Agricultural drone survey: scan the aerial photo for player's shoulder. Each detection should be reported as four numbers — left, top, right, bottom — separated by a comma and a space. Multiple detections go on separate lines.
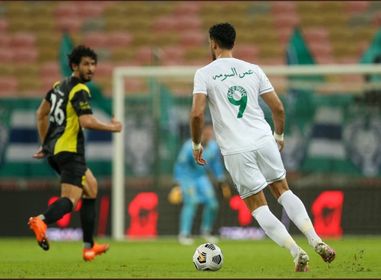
195, 62, 214, 77
70, 77, 91, 96
52, 80, 61, 89
197, 58, 259, 71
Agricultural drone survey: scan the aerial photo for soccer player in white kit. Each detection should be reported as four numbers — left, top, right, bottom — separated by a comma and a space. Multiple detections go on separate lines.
190, 22, 336, 272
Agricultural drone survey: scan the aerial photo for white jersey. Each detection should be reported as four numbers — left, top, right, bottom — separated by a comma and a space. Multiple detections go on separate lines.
193, 57, 274, 155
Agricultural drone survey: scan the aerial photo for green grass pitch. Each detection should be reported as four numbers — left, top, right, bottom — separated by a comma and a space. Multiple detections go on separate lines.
0, 236, 380, 278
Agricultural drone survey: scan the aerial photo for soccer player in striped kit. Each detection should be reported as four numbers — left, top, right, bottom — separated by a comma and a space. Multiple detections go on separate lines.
30, 45, 122, 261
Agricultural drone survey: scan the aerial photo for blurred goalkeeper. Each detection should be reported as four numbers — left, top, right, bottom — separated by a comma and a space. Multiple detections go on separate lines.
29, 45, 122, 261
173, 124, 230, 245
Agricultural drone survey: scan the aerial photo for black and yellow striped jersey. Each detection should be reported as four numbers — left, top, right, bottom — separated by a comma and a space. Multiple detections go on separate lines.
42, 76, 93, 156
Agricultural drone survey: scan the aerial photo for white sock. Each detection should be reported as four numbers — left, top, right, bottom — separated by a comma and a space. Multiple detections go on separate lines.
278, 190, 322, 248
253, 205, 300, 259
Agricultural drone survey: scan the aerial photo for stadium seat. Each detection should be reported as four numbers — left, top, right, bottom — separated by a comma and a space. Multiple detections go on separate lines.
273, 13, 300, 29
159, 46, 185, 65
0, 76, 18, 97
0, 64, 15, 75
234, 44, 260, 62
335, 57, 358, 64
332, 42, 360, 58
184, 47, 209, 62
152, 32, 179, 48
38, 46, 58, 63
40, 62, 60, 78
81, 18, 105, 33
55, 17, 82, 33
0, 19, 8, 32
41, 74, 61, 91
111, 47, 137, 64
30, 17, 56, 32
36, 32, 60, 50
108, 32, 133, 49
13, 48, 39, 64
95, 62, 114, 78
7, 17, 33, 32
104, 15, 131, 31
314, 54, 336, 64
15, 64, 39, 77
271, 1, 296, 14
174, 16, 203, 31
345, 1, 370, 15
0, 48, 13, 63
153, 17, 178, 32
276, 26, 295, 45
133, 32, 156, 47
179, 31, 206, 48
308, 41, 333, 58
184, 58, 208, 66
372, 11, 381, 26
133, 46, 155, 65
54, 3, 78, 18
174, 1, 201, 16
77, 3, 105, 18
83, 32, 109, 49
0, 34, 11, 48
10, 32, 36, 48
257, 42, 283, 58
256, 57, 284, 66
18, 76, 43, 97
303, 27, 329, 43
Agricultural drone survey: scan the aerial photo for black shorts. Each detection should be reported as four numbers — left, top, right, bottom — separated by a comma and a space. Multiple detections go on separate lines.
47, 152, 87, 188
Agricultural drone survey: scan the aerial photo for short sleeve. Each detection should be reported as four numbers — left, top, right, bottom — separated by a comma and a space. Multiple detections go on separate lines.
45, 81, 60, 103
44, 89, 53, 103
257, 66, 274, 95
71, 90, 93, 116
193, 69, 208, 95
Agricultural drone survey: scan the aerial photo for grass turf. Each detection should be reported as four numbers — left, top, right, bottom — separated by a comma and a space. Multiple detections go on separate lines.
0, 236, 380, 278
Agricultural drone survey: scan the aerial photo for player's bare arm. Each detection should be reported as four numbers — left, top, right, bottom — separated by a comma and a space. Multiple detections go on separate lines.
79, 114, 122, 132
190, 93, 207, 165
33, 99, 51, 159
261, 91, 285, 151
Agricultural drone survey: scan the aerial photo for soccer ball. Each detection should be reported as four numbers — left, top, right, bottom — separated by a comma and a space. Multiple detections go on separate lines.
192, 243, 223, 271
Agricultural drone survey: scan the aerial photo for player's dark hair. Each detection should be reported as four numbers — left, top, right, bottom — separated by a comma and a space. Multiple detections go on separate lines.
68, 45, 97, 71
209, 22, 236, 50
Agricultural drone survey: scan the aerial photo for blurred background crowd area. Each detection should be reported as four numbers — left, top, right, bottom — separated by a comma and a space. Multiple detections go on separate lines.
0, 1, 381, 97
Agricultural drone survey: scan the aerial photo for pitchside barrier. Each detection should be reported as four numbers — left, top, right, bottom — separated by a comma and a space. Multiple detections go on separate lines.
0, 187, 380, 238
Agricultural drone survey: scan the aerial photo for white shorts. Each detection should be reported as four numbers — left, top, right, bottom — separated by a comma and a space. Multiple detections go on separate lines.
223, 138, 286, 199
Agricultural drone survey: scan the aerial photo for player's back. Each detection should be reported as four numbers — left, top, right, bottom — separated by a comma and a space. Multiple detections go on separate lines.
193, 58, 274, 155
43, 76, 92, 156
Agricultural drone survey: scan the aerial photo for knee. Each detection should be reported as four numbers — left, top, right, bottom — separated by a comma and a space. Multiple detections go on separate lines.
209, 199, 219, 210
183, 196, 198, 209
85, 176, 98, 198
269, 179, 289, 200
